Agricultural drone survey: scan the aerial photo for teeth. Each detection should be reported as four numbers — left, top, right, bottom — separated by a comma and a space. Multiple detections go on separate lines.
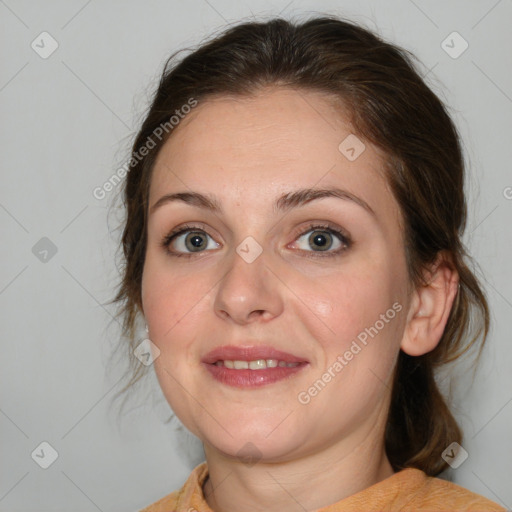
216, 359, 300, 369
249, 359, 266, 370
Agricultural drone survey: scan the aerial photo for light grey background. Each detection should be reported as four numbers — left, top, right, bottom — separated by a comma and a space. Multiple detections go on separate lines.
1, 1, 511, 511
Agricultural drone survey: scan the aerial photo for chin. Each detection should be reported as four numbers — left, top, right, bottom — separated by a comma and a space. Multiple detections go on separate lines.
200, 417, 307, 464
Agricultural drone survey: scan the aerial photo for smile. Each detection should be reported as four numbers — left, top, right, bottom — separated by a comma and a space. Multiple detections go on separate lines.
214, 359, 301, 369
202, 345, 309, 387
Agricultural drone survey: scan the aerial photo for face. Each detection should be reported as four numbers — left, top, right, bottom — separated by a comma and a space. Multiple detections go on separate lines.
142, 87, 411, 463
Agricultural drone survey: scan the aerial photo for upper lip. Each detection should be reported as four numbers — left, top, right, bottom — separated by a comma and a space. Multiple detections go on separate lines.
202, 345, 308, 364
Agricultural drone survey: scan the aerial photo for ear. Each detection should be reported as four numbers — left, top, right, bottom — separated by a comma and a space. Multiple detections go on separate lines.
400, 252, 459, 356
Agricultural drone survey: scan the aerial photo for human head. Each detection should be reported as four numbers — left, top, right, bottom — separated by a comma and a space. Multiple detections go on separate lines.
111, 15, 489, 476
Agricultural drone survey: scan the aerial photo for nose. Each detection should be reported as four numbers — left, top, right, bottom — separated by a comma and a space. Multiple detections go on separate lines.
213, 245, 284, 325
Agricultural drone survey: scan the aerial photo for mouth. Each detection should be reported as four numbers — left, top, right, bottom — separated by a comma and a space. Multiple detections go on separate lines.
201, 345, 309, 388
213, 359, 301, 369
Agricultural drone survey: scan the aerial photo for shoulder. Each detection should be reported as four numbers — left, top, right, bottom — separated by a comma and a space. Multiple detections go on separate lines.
328, 468, 507, 512
138, 490, 180, 512
400, 469, 506, 511
138, 462, 209, 512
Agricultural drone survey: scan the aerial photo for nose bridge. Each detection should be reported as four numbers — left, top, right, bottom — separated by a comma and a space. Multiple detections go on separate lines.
213, 238, 283, 324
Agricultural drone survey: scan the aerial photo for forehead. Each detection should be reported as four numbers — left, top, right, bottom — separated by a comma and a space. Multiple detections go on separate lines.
150, 87, 399, 226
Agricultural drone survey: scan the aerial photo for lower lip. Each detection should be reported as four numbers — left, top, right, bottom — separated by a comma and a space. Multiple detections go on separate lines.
203, 362, 308, 388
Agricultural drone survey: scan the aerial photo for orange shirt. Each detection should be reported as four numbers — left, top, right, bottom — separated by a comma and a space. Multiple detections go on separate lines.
140, 462, 506, 511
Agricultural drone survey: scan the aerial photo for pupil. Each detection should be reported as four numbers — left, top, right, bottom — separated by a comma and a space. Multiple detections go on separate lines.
187, 232, 205, 251
310, 231, 331, 251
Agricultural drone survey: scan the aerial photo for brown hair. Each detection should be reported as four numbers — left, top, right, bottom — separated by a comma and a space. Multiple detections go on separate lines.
109, 15, 489, 476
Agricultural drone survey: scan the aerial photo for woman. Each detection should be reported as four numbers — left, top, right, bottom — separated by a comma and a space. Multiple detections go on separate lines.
112, 16, 505, 511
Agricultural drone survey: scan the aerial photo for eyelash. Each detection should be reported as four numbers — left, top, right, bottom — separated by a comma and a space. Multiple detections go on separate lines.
160, 222, 352, 259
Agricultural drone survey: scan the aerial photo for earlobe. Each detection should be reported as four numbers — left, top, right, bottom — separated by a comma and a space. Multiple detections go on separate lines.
400, 253, 459, 357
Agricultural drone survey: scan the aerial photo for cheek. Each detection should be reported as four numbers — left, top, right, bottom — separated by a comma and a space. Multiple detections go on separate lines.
141, 256, 211, 432
298, 262, 403, 346
141, 253, 198, 359
300, 269, 404, 418
295, 256, 407, 408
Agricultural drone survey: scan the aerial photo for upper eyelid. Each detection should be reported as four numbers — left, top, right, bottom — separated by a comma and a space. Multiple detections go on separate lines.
167, 223, 344, 238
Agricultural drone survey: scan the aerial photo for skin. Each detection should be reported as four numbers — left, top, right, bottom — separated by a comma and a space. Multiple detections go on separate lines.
141, 87, 459, 512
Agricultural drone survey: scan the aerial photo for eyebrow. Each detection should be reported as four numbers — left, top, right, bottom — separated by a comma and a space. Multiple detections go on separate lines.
149, 187, 376, 217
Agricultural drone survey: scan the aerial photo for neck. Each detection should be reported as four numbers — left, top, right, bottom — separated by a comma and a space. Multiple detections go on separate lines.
202, 421, 395, 512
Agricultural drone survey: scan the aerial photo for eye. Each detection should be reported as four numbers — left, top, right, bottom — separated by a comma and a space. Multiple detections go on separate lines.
161, 224, 220, 257
161, 222, 351, 259
290, 223, 351, 257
